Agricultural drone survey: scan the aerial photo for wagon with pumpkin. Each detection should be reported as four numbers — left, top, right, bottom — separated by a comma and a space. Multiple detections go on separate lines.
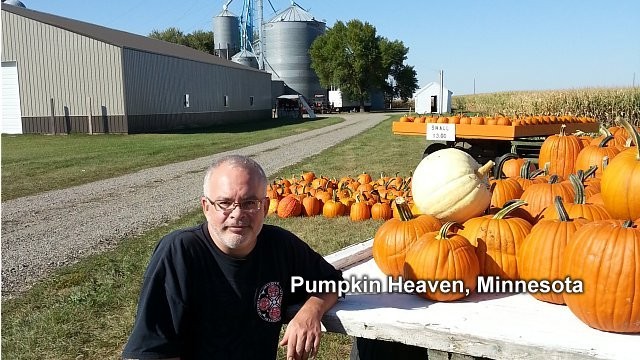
391, 115, 600, 165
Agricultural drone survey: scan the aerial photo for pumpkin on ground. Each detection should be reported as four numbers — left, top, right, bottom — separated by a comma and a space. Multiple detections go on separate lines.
403, 222, 480, 302
600, 117, 640, 220
562, 219, 640, 333
372, 197, 442, 278
276, 195, 302, 218
459, 200, 532, 280
518, 196, 589, 305
412, 148, 493, 223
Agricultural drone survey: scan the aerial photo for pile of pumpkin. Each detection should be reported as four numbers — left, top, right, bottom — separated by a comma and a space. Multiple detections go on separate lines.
266, 171, 416, 221
398, 114, 598, 126
372, 117, 640, 334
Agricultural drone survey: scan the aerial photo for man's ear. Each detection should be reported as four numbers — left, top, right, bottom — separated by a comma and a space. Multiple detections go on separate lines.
262, 197, 270, 216
201, 197, 209, 212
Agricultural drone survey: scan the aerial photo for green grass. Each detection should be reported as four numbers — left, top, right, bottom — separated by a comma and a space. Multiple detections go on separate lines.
0, 116, 343, 200
1, 114, 427, 360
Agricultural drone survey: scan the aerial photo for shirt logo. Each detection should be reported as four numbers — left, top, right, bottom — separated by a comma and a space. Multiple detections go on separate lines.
256, 281, 283, 322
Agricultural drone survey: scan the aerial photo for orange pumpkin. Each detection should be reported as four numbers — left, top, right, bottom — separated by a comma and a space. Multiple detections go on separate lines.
574, 135, 621, 177
349, 193, 371, 221
322, 190, 346, 218
276, 195, 302, 218
404, 222, 480, 302
562, 219, 640, 333
372, 197, 442, 278
371, 200, 393, 220
459, 200, 532, 280
539, 174, 610, 222
520, 175, 575, 223
502, 156, 536, 179
518, 196, 589, 304
538, 124, 584, 179
600, 117, 640, 220
490, 153, 524, 209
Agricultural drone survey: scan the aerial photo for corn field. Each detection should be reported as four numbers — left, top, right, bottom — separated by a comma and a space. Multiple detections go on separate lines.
452, 87, 640, 127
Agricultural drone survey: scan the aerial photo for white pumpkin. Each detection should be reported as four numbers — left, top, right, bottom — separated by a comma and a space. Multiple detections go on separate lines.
412, 148, 494, 223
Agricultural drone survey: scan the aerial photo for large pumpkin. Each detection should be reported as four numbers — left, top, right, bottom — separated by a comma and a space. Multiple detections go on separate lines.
520, 175, 575, 223
574, 135, 621, 177
518, 196, 589, 305
538, 124, 583, 179
459, 200, 532, 280
372, 197, 442, 278
412, 148, 493, 223
403, 222, 480, 302
562, 219, 640, 333
600, 117, 640, 220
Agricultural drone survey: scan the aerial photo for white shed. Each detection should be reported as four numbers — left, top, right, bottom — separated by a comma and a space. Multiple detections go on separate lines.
414, 82, 453, 114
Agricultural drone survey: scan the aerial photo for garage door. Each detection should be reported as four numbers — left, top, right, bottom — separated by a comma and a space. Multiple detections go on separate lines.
2, 61, 23, 134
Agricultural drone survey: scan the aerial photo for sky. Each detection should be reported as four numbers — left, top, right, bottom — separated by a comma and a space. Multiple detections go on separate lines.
15, 0, 640, 95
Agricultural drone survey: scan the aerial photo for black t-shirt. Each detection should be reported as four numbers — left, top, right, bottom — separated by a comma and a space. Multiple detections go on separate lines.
122, 223, 343, 360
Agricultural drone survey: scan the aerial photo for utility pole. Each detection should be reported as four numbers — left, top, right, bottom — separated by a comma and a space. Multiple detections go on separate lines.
473, 78, 476, 95
257, 0, 264, 70
439, 70, 444, 115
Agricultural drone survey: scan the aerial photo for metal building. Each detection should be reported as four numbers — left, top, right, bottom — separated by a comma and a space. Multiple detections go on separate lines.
1, 3, 271, 134
213, 7, 241, 60
263, 2, 325, 102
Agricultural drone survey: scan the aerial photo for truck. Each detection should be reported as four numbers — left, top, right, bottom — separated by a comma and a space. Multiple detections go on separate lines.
312, 94, 330, 114
328, 89, 371, 113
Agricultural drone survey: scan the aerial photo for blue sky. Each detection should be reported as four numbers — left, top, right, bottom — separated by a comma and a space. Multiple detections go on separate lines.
18, 0, 640, 95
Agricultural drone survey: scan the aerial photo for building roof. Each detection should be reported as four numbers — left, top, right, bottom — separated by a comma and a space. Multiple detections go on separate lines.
1, 3, 264, 73
414, 82, 453, 97
268, 1, 322, 23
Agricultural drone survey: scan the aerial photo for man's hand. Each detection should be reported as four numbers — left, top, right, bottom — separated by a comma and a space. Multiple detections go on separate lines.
279, 292, 338, 360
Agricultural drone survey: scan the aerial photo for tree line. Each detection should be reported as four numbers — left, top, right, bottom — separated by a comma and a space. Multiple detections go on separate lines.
149, 19, 418, 108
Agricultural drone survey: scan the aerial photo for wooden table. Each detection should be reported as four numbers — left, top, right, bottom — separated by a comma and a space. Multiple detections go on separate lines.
316, 239, 639, 360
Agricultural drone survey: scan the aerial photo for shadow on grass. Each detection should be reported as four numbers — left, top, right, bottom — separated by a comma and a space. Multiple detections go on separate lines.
151, 116, 334, 135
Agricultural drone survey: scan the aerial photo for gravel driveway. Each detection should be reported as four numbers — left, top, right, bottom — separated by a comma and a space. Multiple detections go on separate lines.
1, 112, 390, 298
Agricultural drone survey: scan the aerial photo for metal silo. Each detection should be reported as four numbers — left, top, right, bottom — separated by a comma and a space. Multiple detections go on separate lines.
232, 49, 259, 69
263, 2, 326, 101
213, 7, 240, 60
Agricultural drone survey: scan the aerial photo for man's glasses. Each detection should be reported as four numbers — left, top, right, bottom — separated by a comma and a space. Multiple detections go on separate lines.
205, 197, 263, 214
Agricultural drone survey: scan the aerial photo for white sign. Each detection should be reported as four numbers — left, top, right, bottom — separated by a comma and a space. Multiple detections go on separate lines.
426, 123, 456, 141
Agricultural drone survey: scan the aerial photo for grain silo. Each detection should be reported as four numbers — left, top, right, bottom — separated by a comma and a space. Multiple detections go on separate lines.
232, 48, 259, 69
213, 6, 240, 60
263, 2, 325, 101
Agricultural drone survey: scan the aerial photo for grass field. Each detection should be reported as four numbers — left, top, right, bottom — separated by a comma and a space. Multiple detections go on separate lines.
0, 116, 343, 200
1, 113, 428, 360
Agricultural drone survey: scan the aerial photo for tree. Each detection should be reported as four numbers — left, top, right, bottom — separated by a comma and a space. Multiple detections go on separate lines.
310, 20, 385, 112
310, 20, 418, 111
379, 38, 418, 102
149, 27, 216, 55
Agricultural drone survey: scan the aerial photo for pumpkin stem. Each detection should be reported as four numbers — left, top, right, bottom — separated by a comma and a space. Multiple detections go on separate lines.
436, 221, 463, 240
495, 153, 519, 179
569, 174, 586, 205
552, 196, 572, 222
519, 159, 534, 178
394, 196, 415, 221
492, 199, 528, 219
548, 174, 560, 184
598, 135, 615, 148
616, 116, 640, 160
583, 165, 598, 179
623, 219, 635, 228
477, 160, 495, 178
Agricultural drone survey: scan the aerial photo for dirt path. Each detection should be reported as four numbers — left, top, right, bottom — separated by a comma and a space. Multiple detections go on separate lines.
1, 112, 391, 297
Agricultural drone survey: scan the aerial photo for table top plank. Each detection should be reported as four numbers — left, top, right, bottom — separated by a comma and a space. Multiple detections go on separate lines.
318, 253, 639, 360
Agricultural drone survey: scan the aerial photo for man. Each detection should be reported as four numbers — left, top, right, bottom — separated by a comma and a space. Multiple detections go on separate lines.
122, 155, 342, 360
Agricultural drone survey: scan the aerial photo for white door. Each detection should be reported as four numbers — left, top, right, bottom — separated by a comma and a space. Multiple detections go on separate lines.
2, 61, 23, 134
